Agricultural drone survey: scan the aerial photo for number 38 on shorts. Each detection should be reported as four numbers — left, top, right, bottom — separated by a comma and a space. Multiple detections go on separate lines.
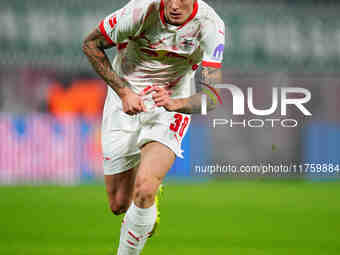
169, 113, 190, 142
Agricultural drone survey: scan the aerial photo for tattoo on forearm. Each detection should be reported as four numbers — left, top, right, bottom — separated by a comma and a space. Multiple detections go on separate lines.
178, 67, 222, 114
82, 29, 127, 92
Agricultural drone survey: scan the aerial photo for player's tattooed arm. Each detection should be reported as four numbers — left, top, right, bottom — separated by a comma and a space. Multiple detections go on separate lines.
175, 67, 222, 114
82, 28, 130, 97
82, 28, 146, 115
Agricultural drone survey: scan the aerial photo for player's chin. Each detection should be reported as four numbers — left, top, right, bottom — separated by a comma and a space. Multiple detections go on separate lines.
168, 17, 185, 26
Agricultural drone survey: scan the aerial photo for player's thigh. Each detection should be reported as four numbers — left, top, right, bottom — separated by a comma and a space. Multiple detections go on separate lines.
135, 141, 175, 194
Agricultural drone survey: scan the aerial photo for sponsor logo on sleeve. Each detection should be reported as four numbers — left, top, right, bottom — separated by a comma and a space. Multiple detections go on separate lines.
212, 44, 224, 61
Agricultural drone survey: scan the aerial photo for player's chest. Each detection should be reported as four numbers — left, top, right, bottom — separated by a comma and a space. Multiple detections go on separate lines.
135, 23, 202, 55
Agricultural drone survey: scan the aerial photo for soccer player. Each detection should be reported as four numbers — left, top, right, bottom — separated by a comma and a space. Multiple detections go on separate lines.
82, 0, 225, 254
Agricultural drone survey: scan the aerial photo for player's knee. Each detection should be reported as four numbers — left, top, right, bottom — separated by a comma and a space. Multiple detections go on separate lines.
134, 178, 157, 206
109, 199, 129, 216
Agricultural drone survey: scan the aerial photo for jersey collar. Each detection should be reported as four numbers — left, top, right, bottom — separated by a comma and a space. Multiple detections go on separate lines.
160, 0, 198, 30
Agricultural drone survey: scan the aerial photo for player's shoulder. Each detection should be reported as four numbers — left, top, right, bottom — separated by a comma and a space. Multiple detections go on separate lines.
196, 0, 225, 28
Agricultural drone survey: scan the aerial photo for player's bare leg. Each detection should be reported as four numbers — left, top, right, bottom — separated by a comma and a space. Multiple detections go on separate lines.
117, 142, 175, 255
105, 167, 138, 216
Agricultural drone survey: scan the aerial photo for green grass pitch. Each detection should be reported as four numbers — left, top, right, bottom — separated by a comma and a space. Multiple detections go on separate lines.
1, 180, 340, 255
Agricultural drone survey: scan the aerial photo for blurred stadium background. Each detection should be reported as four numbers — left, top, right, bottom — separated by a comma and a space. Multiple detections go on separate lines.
1, 0, 340, 254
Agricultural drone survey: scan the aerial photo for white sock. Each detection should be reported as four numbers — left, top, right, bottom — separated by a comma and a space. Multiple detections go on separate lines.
117, 202, 157, 255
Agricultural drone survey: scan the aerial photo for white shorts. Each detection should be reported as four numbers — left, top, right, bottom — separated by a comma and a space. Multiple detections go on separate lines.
101, 90, 191, 175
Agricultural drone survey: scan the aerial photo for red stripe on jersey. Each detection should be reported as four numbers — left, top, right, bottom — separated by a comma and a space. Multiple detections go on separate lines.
140, 48, 159, 57
99, 20, 114, 45
165, 52, 187, 60
202, 61, 222, 69
160, 0, 166, 26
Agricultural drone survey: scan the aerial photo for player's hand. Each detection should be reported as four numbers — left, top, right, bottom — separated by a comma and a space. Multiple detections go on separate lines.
144, 85, 178, 111
120, 88, 146, 115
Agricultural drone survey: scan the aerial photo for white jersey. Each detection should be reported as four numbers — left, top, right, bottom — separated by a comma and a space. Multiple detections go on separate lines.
99, 0, 225, 99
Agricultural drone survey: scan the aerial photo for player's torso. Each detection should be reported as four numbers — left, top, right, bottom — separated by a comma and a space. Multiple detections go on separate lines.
115, 0, 207, 97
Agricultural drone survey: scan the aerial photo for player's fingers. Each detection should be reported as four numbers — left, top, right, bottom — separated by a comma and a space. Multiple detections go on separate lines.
152, 93, 161, 101
154, 96, 166, 103
152, 90, 168, 99
155, 99, 166, 107
154, 96, 168, 104
137, 99, 146, 113
132, 104, 142, 113
141, 86, 168, 100
125, 106, 136, 115
140, 99, 147, 112
122, 105, 130, 114
151, 86, 162, 92
125, 110, 134, 115
164, 84, 173, 91
125, 104, 138, 115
